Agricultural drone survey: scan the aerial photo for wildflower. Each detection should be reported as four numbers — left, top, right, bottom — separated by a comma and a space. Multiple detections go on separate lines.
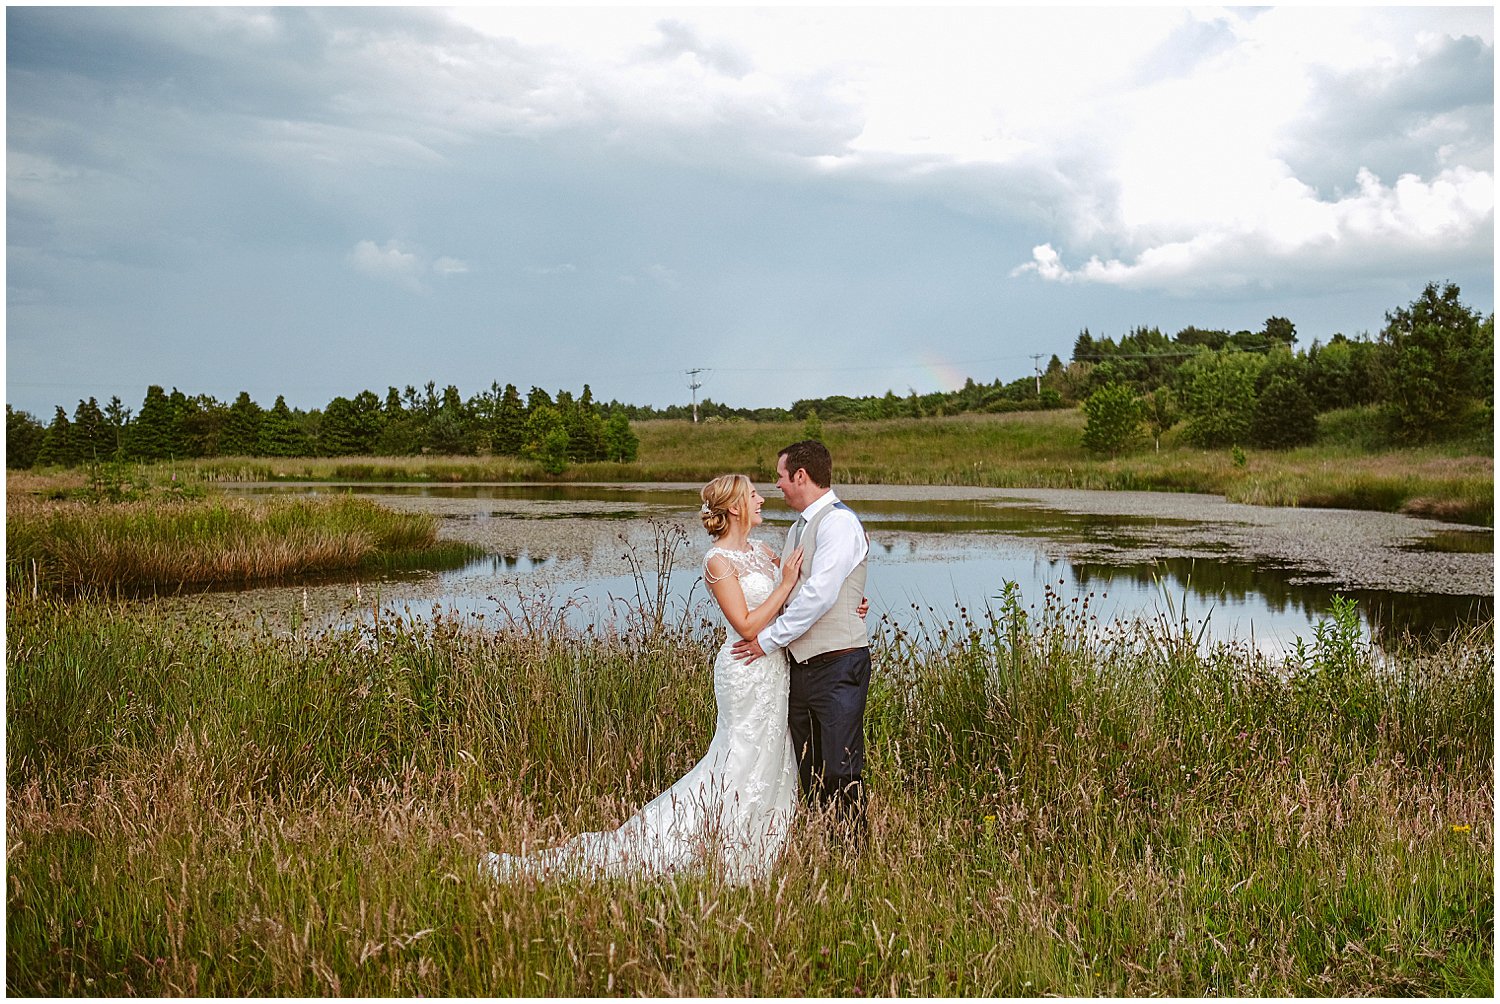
1452, 824, 1472, 833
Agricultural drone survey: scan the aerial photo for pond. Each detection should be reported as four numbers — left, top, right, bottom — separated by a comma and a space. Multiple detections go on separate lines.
192, 482, 1495, 657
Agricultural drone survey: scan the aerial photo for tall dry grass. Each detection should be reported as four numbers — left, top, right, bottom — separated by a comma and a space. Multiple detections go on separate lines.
5, 492, 477, 595
5, 578, 1491, 995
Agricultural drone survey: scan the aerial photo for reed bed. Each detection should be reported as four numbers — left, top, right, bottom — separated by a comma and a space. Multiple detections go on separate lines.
5, 582, 1491, 996
5, 493, 478, 595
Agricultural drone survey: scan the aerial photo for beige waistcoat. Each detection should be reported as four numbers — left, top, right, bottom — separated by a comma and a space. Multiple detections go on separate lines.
783, 500, 869, 662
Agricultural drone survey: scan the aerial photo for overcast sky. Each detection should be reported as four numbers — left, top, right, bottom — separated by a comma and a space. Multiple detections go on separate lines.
6, 4, 1494, 419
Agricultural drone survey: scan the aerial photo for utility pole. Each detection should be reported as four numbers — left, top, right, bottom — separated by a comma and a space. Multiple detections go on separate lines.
685, 368, 707, 423
1030, 354, 1044, 396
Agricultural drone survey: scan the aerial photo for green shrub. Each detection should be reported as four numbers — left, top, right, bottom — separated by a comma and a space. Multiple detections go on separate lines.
1081, 383, 1143, 456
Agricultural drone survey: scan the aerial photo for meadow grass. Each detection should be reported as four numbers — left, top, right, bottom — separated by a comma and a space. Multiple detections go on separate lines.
155, 406, 1493, 524
5, 580, 1491, 996
5, 491, 480, 596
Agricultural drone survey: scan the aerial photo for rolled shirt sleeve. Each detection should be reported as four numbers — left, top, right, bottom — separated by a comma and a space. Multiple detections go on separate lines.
758, 495, 867, 656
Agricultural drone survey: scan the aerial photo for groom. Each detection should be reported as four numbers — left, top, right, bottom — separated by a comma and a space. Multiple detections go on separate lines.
732, 439, 871, 835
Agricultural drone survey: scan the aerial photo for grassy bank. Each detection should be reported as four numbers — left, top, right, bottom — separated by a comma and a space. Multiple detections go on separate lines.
5, 491, 479, 595
152, 406, 1492, 525
6, 584, 1491, 995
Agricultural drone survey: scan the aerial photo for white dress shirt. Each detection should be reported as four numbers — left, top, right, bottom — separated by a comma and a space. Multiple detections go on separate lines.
758, 490, 868, 656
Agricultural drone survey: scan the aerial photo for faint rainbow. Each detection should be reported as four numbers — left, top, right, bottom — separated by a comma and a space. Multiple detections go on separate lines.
918, 351, 970, 393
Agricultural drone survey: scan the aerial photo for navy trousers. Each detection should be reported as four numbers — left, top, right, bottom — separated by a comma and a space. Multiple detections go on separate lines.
787, 647, 871, 827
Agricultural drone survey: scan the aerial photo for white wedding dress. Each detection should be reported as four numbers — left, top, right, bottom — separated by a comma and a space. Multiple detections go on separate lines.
479, 542, 798, 885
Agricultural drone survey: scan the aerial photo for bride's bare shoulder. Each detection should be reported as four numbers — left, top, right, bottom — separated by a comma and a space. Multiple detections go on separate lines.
703, 548, 738, 584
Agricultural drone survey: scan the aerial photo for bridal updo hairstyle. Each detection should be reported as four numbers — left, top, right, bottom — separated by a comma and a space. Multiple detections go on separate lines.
700, 473, 753, 539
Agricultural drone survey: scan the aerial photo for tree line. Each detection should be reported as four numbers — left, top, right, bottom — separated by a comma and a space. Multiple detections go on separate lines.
1074, 282, 1493, 455
8, 282, 1491, 470
609, 284, 1489, 436
6, 381, 638, 474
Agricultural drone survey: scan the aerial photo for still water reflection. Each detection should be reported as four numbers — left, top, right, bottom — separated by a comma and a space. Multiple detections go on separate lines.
228, 482, 1492, 654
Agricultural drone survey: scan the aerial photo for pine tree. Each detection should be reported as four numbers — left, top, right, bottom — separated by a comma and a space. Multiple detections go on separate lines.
566, 385, 608, 462
104, 396, 131, 458
349, 390, 385, 453
177, 393, 226, 457
166, 388, 192, 456
71, 397, 110, 462
221, 392, 264, 456
127, 385, 182, 460
377, 387, 418, 455
319, 396, 362, 456
36, 406, 78, 467
423, 384, 473, 455
493, 383, 526, 455
257, 396, 308, 457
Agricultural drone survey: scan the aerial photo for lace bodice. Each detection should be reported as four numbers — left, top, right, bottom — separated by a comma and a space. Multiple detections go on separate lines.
704, 542, 781, 614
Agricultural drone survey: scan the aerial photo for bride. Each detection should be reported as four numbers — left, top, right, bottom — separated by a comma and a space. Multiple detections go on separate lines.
479, 474, 806, 885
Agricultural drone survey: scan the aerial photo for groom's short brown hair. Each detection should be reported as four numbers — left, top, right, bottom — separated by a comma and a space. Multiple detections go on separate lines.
779, 439, 832, 489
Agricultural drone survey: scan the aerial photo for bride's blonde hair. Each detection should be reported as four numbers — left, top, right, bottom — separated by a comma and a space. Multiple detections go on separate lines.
700, 473, 753, 539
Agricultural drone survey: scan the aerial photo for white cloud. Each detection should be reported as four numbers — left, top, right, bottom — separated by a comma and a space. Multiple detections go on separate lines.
524, 263, 577, 277
639, 19, 752, 78
438, 6, 1489, 295
615, 263, 680, 289
6, 5, 1492, 420
1012, 165, 1494, 293
348, 239, 468, 292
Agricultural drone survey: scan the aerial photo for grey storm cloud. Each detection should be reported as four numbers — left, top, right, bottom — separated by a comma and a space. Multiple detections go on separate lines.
5, 6, 1493, 419
639, 19, 754, 79
1282, 32, 1494, 197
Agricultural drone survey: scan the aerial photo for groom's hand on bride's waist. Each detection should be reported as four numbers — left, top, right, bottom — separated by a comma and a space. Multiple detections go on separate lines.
731, 636, 766, 661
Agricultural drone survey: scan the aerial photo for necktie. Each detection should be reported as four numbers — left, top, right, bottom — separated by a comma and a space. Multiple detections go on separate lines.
790, 516, 806, 549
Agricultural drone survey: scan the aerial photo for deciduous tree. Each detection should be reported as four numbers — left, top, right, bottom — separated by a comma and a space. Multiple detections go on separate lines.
6, 406, 46, 468
1081, 382, 1143, 456
523, 405, 569, 474
1252, 376, 1317, 448
1378, 282, 1492, 442
603, 411, 639, 462
1177, 351, 1264, 448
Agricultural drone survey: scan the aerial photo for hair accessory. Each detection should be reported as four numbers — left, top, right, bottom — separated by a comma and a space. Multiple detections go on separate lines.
700, 502, 712, 514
